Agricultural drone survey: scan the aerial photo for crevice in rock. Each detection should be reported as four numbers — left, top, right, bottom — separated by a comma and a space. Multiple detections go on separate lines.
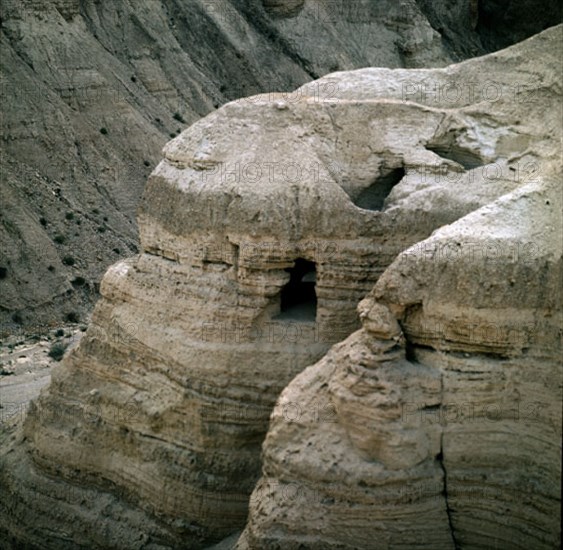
353, 166, 405, 211
437, 443, 459, 550
438, 371, 460, 550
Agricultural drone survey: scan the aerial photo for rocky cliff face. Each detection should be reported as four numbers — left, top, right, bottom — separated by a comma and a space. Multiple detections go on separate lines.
1, 0, 560, 331
240, 26, 562, 550
1, 22, 560, 550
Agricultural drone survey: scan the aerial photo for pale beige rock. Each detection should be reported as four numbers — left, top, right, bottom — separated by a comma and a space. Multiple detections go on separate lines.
240, 26, 562, 550
1, 23, 561, 550
2, 0, 559, 330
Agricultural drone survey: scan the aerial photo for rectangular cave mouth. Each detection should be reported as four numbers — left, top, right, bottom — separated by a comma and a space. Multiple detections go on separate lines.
275, 258, 317, 322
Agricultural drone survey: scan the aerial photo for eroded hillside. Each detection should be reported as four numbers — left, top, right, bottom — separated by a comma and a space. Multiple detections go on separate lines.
0, 24, 560, 549
1, 0, 560, 330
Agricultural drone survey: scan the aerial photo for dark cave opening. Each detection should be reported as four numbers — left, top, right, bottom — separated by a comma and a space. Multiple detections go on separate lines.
354, 166, 405, 211
426, 144, 484, 170
276, 258, 317, 321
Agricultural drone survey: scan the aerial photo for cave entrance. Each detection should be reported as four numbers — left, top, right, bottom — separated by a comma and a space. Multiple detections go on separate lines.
276, 258, 317, 322
354, 166, 405, 211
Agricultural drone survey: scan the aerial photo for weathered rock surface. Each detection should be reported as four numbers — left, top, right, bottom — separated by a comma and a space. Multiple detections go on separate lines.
1, 0, 560, 330
239, 26, 562, 550
0, 20, 561, 550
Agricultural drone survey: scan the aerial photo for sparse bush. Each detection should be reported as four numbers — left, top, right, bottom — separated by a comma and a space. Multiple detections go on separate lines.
131, 75, 137, 82
169, 133, 176, 138
92, 208, 100, 215
12, 313, 23, 324
71, 276, 86, 287
100, 127, 108, 135
55, 328, 65, 337
39, 217, 48, 226
47, 265, 55, 272
62, 255, 75, 266
0, 267, 7, 279
103, 216, 108, 222
173, 112, 185, 123
144, 160, 150, 167
97, 226, 106, 233
54, 235, 66, 244
66, 312, 79, 323
112, 247, 121, 254
65, 212, 74, 220
48, 342, 68, 362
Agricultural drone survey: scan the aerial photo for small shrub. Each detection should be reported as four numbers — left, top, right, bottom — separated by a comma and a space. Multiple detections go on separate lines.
172, 112, 185, 123
0, 267, 7, 279
169, 133, 176, 138
47, 265, 55, 272
12, 313, 23, 324
39, 217, 48, 226
112, 247, 121, 254
65, 212, 74, 220
62, 255, 75, 266
131, 75, 137, 82
143, 160, 150, 167
48, 342, 68, 362
92, 208, 100, 215
103, 216, 108, 222
97, 226, 106, 233
71, 276, 86, 287
54, 235, 66, 244
100, 127, 108, 135
66, 312, 79, 323
55, 328, 65, 337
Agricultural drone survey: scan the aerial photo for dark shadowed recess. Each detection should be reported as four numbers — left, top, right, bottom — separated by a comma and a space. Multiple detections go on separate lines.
426, 145, 484, 170
416, 0, 562, 58
276, 258, 317, 321
351, 167, 406, 211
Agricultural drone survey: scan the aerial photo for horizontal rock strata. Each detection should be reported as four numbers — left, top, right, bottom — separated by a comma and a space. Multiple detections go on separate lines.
1, 22, 561, 550
239, 26, 562, 550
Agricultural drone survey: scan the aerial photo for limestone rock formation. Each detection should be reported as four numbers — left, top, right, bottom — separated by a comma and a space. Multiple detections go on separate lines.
239, 26, 562, 550
1, 20, 561, 550
1, 0, 560, 330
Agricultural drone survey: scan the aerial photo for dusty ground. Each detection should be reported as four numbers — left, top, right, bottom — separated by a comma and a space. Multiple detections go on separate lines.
0, 325, 85, 426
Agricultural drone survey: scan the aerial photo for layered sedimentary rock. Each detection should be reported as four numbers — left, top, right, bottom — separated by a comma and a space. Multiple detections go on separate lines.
3, 23, 560, 550
1, 21, 561, 550
2, 0, 561, 330
240, 26, 562, 549
0, 0, 447, 328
